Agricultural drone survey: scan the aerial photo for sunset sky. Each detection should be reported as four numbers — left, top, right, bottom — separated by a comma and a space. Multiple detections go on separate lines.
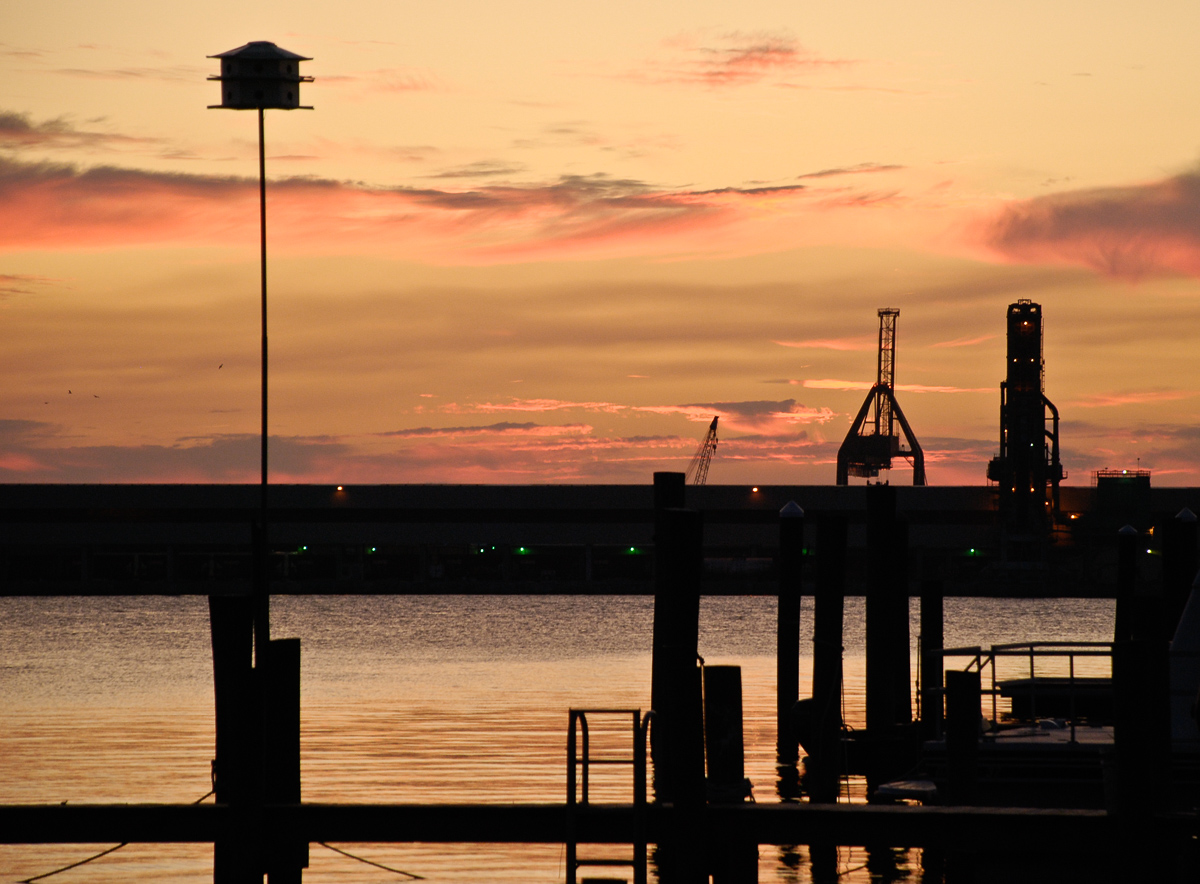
4, 0, 1200, 486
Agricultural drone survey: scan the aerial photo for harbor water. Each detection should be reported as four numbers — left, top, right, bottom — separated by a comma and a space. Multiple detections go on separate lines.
0, 594, 1114, 882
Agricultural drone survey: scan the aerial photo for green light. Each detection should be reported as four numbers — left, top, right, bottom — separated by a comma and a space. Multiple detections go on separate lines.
367, 547, 376, 554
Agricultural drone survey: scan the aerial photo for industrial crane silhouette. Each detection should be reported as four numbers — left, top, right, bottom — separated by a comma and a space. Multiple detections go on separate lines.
685, 416, 719, 485
836, 308, 927, 485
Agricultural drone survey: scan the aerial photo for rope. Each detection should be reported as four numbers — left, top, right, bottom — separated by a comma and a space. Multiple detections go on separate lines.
318, 842, 425, 879
16, 785, 216, 883
18, 843, 128, 884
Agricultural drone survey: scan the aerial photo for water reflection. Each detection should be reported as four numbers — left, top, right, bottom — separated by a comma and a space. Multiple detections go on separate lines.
0, 594, 1114, 882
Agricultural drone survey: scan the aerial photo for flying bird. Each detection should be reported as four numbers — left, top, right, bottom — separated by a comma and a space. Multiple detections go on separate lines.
218, 363, 223, 369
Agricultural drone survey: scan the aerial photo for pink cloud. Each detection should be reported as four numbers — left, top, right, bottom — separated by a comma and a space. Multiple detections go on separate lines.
0, 149, 964, 264
986, 170, 1200, 278
0, 157, 815, 260
377, 421, 594, 438
637, 32, 853, 88
803, 379, 990, 393
443, 398, 627, 414
635, 400, 836, 432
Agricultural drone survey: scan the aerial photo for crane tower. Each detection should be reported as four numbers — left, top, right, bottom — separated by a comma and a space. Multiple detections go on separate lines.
685, 416, 719, 486
986, 300, 1064, 526
836, 309, 927, 485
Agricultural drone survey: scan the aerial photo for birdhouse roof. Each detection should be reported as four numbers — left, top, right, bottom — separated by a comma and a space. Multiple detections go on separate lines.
209, 41, 311, 61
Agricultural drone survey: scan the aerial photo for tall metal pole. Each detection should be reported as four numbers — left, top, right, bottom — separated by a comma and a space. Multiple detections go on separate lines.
256, 106, 271, 664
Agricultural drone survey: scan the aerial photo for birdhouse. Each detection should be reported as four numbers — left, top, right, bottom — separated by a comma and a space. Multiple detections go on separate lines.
209, 41, 312, 110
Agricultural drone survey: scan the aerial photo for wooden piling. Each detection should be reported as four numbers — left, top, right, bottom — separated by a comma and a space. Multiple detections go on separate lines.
703, 665, 758, 883
1113, 637, 1174, 879
919, 578, 944, 740
653, 508, 705, 805
1115, 524, 1137, 643
1161, 508, 1197, 642
649, 505, 705, 884
865, 483, 898, 735
808, 514, 846, 806
209, 594, 261, 882
777, 502, 804, 765
944, 669, 979, 807
651, 472, 686, 720
890, 516, 912, 728
704, 665, 747, 803
265, 638, 306, 882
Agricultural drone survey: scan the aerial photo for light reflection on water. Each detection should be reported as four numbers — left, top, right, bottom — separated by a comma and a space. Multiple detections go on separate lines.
0, 594, 1114, 882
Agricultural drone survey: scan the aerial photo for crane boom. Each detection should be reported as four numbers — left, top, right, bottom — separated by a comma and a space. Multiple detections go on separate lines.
685, 416, 719, 486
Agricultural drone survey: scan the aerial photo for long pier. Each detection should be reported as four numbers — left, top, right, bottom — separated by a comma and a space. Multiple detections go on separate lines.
0, 802, 1127, 850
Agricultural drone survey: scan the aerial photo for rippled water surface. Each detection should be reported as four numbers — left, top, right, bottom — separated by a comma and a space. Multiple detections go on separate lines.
0, 594, 1114, 882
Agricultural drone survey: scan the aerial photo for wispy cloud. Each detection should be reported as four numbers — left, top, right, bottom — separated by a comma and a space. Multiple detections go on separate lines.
0, 110, 159, 151
803, 379, 991, 393
0, 273, 60, 298
986, 169, 1200, 278
427, 161, 526, 179
0, 157, 827, 260
633, 32, 853, 88
773, 337, 875, 351
437, 396, 835, 434
377, 421, 593, 438
1066, 389, 1196, 408
443, 398, 626, 414
797, 163, 904, 180
0, 147, 957, 263
318, 68, 437, 93
930, 334, 997, 348
52, 65, 202, 83
635, 399, 836, 431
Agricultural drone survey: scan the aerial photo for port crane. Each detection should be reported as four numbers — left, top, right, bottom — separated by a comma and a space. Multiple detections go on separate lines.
836, 308, 927, 485
685, 416, 719, 486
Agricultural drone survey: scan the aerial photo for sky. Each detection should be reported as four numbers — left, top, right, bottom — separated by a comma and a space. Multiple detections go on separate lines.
4, 0, 1200, 486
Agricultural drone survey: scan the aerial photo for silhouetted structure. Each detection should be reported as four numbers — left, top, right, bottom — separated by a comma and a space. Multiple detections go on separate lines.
987, 300, 1064, 527
836, 308, 926, 485
685, 416, 719, 485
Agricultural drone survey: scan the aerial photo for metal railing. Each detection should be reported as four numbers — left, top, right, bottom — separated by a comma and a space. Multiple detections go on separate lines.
936, 642, 1114, 743
566, 708, 653, 884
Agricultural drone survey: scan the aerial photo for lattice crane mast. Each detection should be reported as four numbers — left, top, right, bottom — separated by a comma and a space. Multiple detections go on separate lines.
685, 416, 719, 486
836, 308, 927, 485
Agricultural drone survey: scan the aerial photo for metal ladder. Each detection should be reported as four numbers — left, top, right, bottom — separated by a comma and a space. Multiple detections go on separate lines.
566, 708, 652, 884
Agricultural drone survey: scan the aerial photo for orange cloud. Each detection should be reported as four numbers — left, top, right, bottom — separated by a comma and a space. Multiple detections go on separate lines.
986, 170, 1200, 278
1066, 390, 1196, 408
